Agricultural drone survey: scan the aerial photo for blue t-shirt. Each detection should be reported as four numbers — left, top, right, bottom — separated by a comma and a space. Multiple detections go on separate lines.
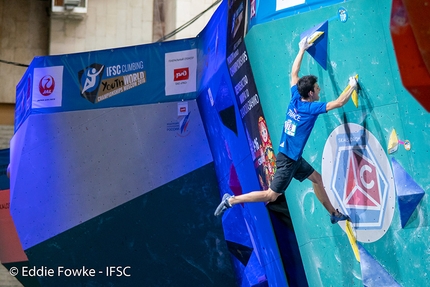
278, 85, 327, 161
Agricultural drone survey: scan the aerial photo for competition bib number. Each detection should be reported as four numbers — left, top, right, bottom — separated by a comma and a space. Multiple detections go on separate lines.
285, 119, 297, 136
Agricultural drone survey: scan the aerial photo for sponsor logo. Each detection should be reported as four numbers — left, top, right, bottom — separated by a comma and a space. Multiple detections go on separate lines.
322, 123, 395, 243
78, 62, 146, 104
165, 49, 197, 96
174, 68, 189, 81
166, 112, 191, 137
32, 66, 63, 108
177, 102, 188, 116
38, 75, 55, 96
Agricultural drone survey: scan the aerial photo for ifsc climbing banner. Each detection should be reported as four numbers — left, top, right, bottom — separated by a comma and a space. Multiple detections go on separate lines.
15, 39, 198, 132
226, 0, 276, 189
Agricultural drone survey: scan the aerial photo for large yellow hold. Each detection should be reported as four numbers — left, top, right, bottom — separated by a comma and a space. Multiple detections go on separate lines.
341, 74, 359, 107
345, 220, 360, 262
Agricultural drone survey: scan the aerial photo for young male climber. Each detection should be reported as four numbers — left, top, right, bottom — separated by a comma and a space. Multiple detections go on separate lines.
214, 36, 357, 224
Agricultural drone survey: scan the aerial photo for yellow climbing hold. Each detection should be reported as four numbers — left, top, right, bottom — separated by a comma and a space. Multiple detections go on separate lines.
345, 220, 360, 262
351, 74, 359, 107
308, 31, 324, 43
388, 129, 399, 154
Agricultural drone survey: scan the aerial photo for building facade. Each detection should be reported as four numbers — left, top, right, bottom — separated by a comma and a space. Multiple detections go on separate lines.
0, 0, 219, 148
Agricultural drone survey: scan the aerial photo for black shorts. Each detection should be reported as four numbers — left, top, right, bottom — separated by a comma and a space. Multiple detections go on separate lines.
269, 152, 314, 194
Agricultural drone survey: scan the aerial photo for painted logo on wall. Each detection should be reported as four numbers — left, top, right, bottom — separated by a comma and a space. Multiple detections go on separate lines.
32, 66, 64, 108
322, 123, 395, 243
166, 102, 191, 137
78, 61, 146, 104
338, 7, 348, 23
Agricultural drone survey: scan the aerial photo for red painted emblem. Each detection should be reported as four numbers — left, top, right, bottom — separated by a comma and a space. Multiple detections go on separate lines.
344, 150, 381, 208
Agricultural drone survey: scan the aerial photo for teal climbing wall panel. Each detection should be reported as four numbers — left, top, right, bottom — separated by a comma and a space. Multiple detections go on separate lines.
245, 0, 430, 286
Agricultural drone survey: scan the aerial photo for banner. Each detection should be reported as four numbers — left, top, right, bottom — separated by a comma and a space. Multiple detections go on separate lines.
249, 0, 346, 29
15, 39, 198, 133
226, 0, 276, 189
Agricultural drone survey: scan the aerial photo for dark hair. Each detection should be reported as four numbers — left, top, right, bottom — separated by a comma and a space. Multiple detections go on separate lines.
297, 75, 318, 99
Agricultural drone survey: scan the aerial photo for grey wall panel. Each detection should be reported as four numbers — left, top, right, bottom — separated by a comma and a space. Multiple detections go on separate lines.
10, 100, 213, 250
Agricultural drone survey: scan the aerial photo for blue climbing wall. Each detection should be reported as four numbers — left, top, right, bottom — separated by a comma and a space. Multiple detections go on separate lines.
197, 1, 289, 285
244, 0, 429, 286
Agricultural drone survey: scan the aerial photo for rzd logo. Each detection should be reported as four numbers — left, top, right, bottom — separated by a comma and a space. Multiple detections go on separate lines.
174, 68, 189, 81
322, 123, 395, 243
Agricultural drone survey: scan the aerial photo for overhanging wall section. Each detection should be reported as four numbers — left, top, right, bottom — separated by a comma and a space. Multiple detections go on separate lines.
11, 101, 212, 249
196, 1, 289, 286
10, 32, 236, 285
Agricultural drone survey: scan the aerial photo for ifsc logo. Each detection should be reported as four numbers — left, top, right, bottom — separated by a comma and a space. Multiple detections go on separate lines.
78, 63, 105, 103
322, 123, 395, 243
